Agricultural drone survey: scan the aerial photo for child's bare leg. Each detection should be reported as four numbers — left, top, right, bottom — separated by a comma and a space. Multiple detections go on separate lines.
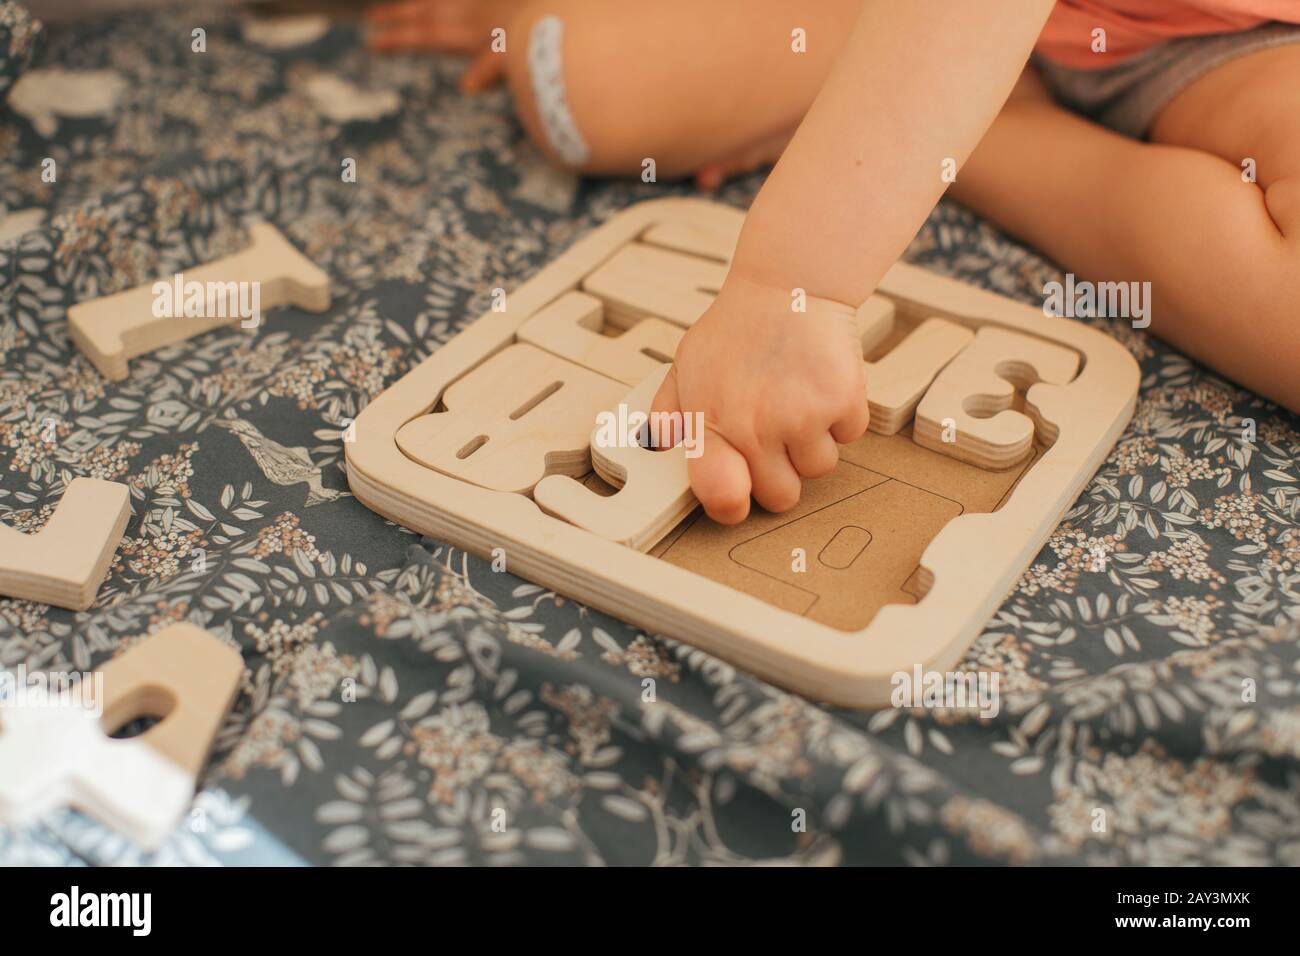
503, 0, 861, 177
951, 57, 1300, 412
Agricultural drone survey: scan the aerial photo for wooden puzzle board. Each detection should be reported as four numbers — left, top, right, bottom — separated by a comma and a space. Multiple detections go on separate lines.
346, 200, 1139, 708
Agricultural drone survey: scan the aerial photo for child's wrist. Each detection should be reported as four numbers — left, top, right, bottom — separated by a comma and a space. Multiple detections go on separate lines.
718, 269, 858, 322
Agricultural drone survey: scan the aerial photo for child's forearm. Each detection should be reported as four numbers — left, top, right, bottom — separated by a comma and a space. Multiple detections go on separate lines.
731, 0, 1057, 306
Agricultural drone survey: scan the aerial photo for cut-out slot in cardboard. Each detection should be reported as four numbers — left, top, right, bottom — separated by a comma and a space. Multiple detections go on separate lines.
347, 200, 1138, 708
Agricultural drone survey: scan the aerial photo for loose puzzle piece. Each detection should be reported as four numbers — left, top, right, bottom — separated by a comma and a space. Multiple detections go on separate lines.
864, 318, 973, 435
0, 623, 243, 850
534, 365, 696, 550
396, 343, 625, 495
914, 326, 1081, 468
517, 290, 683, 385
582, 242, 727, 329
0, 477, 130, 610
68, 222, 330, 382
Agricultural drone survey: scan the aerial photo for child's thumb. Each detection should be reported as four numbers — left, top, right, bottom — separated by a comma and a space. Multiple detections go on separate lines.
648, 365, 682, 447
648, 365, 750, 523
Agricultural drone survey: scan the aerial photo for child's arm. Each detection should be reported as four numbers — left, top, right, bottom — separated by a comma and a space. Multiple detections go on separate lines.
653, 0, 1058, 523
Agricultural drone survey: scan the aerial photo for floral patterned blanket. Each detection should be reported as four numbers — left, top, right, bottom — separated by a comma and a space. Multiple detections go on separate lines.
2, 2, 1298, 866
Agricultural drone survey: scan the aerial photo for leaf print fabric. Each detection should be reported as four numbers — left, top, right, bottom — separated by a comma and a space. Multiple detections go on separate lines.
0, 1, 1298, 866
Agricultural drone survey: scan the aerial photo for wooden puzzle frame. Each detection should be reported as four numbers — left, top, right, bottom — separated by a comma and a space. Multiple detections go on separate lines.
346, 199, 1139, 708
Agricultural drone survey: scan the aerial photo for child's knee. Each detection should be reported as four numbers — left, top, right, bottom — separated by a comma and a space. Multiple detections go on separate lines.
1265, 175, 1300, 241
504, 3, 639, 175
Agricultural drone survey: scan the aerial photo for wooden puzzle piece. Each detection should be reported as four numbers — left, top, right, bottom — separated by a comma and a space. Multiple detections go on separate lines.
68, 222, 331, 382
0, 477, 130, 610
535, 365, 696, 551
864, 318, 973, 435
396, 343, 625, 495
855, 295, 897, 357
582, 242, 727, 329
641, 216, 741, 263
0, 623, 243, 850
914, 326, 1080, 468
517, 290, 683, 386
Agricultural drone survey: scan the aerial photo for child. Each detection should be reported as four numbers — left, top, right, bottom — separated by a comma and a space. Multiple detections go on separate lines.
367, 0, 1300, 524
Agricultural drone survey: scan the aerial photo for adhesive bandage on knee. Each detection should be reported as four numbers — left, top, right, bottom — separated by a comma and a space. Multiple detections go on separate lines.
527, 15, 591, 167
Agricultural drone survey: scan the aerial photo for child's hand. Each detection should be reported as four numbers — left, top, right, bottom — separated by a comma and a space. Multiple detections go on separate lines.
365, 0, 522, 92
651, 275, 869, 524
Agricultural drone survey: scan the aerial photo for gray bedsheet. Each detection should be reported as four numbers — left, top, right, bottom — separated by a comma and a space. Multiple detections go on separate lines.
1, 2, 1298, 866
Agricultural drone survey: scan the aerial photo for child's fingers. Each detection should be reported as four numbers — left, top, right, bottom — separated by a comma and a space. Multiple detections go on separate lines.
649, 364, 682, 422
787, 432, 840, 479
747, 447, 802, 514
652, 367, 752, 523
460, 50, 506, 93
688, 430, 752, 525
829, 397, 871, 444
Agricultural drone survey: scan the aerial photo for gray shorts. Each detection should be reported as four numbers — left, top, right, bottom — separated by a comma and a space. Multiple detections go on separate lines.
1034, 23, 1300, 139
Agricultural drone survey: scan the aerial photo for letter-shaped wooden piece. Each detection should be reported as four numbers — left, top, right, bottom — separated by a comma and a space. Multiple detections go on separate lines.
68, 222, 331, 382
855, 294, 897, 358
535, 366, 696, 551
0, 623, 243, 850
864, 318, 974, 435
0, 477, 130, 610
914, 326, 1081, 468
582, 242, 727, 329
517, 290, 683, 385
395, 343, 625, 495
641, 216, 741, 262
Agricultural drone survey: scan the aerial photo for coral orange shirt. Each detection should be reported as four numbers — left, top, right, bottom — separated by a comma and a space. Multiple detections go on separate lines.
1036, 0, 1300, 67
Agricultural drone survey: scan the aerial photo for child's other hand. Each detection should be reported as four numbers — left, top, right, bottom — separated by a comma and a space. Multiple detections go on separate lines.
365, 0, 521, 92
651, 276, 869, 524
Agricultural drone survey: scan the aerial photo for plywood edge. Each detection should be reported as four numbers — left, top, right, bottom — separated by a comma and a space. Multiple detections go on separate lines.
0, 477, 131, 610
99, 622, 244, 778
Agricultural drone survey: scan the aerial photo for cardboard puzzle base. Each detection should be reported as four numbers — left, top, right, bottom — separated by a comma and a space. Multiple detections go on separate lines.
346, 199, 1139, 708
653, 428, 1046, 632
